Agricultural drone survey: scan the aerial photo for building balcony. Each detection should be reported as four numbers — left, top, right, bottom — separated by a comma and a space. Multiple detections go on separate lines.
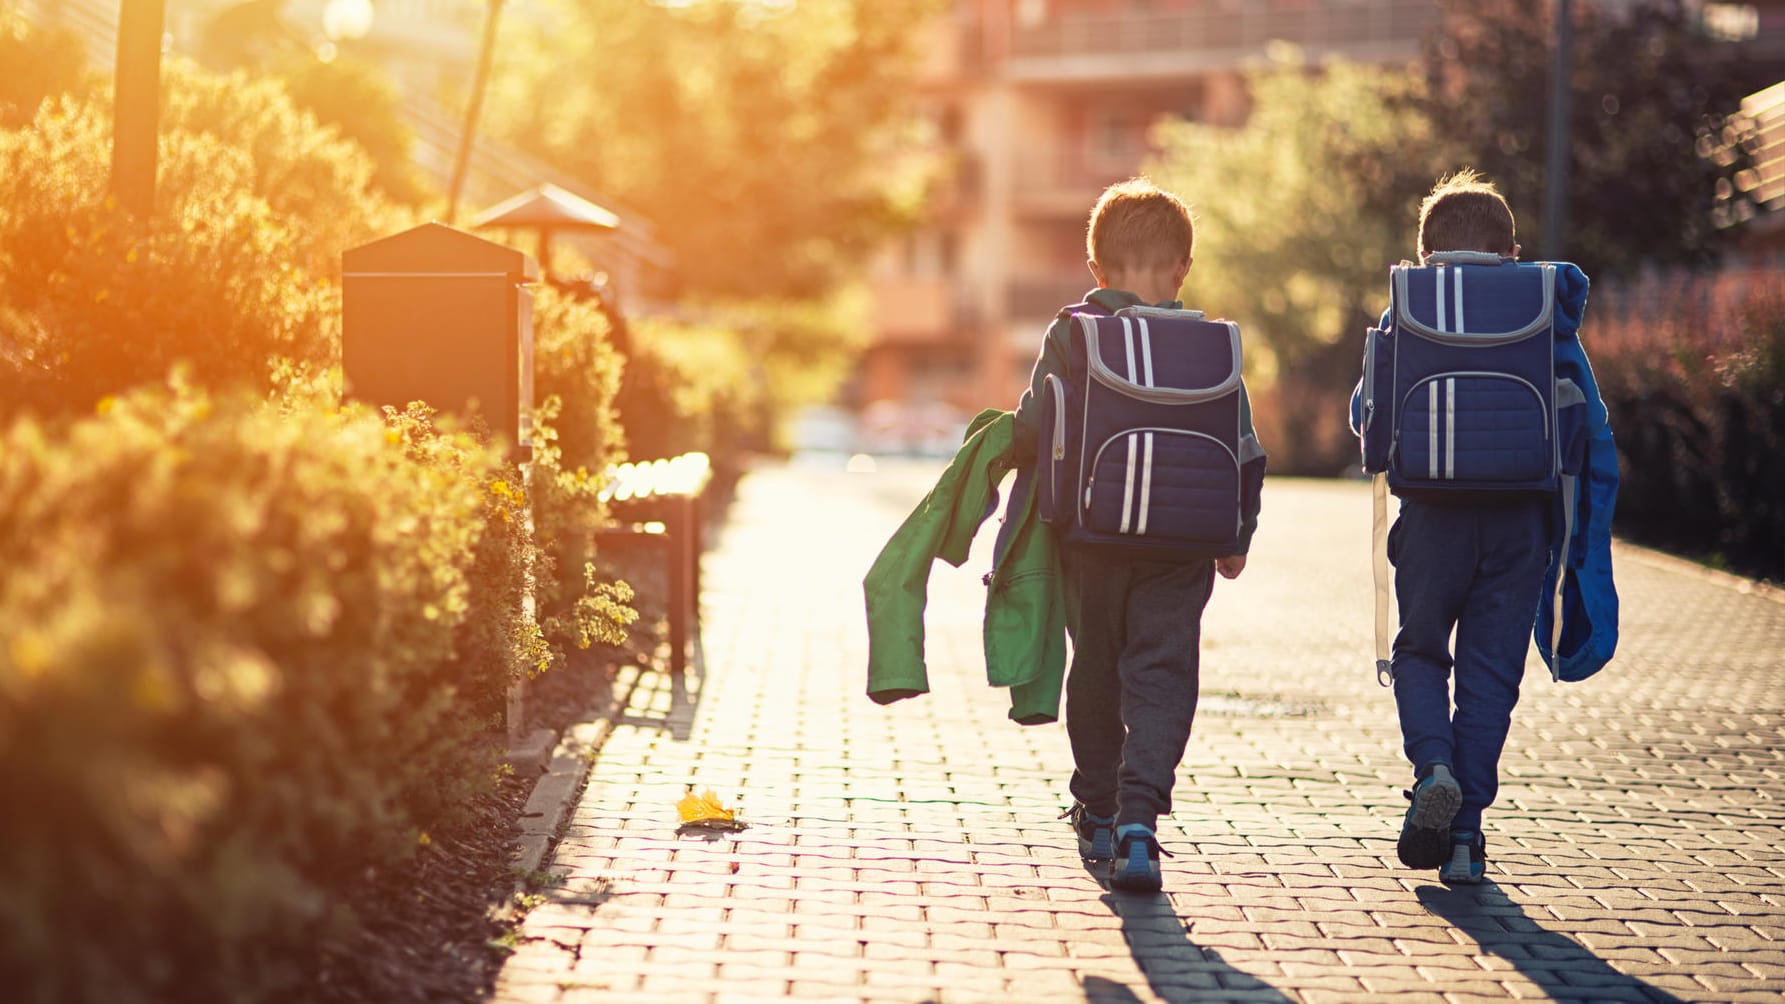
1005, 0, 1442, 84
870, 276, 971, 345
1012, 154, 1135, 218
1006, 274, 1097, 324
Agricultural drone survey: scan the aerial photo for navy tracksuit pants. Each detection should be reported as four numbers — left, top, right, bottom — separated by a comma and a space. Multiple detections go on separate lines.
1388, 498, 1550, 832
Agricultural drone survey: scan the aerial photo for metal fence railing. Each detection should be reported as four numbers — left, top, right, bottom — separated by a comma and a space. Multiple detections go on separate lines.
1010, 0, 1442, 63
1742, 81, 1785, 214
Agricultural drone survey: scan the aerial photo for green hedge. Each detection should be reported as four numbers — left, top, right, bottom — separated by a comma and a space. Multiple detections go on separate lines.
0, 60, 406, 420
1591, 269, 1785, 579
0, 386, 536, 1002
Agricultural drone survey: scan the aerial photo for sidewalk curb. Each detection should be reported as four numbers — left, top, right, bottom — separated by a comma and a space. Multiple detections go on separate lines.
509, 718, 610, 880
1616, 539, 1785, 605
507, 661, 642, 883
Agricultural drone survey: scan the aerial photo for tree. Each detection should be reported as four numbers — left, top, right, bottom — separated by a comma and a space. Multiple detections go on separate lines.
1416, 0, 1769, 278
489, 0, 942, 301
0, 10, 92, 128
1147, 58, 1440, 473
0, 61, 409, 418
275, 56, 433, 206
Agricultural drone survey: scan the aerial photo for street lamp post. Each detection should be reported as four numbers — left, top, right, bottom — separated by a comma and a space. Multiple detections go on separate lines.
112, 0, 166, 219
1542, 0, 1573, 260
447, 0, 506, 225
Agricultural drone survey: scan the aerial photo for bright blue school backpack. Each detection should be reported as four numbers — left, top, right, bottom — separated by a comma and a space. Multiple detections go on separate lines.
1357, 253, 1591, 682
1035, 305, 1247, 560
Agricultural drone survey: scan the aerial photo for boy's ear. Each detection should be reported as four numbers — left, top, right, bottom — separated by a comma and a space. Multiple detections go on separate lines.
1087, 258, 1107, 288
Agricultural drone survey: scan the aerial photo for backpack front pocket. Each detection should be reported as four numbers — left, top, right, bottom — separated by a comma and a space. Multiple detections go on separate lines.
1083, 429, 1240, 544
1396, 373, 1550, 483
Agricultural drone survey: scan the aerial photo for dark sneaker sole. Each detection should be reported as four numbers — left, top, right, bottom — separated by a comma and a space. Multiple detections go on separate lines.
1397, 777, 1462, 869
1109, 845, 1162, 892
1439, 865, 1486, 885
1108, 867, 1162, 893
1439, 836, 1487, 884
1078, 828, 1115, 860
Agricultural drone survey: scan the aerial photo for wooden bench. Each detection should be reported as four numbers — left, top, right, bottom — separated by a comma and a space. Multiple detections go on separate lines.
596, 452, 712, 675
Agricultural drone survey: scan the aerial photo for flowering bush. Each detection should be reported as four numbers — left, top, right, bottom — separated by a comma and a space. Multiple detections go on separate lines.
0, 11, 90, 128
0, 60, 407, 420
0, 383, 551, 1002
1589, 269, 1785, 578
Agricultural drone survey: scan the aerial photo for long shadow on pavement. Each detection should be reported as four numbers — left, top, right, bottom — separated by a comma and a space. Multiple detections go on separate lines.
610, 635, 705, 741
1418, 883, 1687, 1003
1089, 887, 1294, 1004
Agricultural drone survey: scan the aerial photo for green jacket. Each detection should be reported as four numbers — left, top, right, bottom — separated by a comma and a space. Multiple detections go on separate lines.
864, 409, 1067, 724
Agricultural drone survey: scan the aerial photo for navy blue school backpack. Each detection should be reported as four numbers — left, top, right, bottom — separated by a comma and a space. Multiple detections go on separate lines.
1356, 253, 1591, 683
1035, 305, 1247, 560
1358, 255, 1589, 496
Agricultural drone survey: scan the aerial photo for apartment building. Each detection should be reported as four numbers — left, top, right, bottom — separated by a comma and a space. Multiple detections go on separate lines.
860, 0, 1441, 416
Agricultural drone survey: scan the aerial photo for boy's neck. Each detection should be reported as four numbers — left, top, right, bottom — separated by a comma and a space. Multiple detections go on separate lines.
1098, 276, 1183, 305
1092, 260, 1190, 306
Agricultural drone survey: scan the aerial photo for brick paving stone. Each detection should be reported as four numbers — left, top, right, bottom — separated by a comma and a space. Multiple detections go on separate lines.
487, 463, 1785, 1003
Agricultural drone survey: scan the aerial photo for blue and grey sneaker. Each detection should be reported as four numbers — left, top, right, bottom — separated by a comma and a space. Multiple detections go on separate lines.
1108, 824, 1165, 892
1061, 802, 1116, 860
1439, 830, 1487, 885
1397, 762, 1462, 869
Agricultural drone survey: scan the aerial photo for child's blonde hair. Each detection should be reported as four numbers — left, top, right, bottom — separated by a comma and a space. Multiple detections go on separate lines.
1086, 178, 1194, 272
1418, 169, 1517, 258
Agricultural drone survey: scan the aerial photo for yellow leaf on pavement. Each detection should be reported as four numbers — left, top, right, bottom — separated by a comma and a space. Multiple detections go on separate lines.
676, 788, 735, 824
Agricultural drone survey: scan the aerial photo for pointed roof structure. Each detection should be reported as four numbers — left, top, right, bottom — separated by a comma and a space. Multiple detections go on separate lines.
469, 183, 621, 232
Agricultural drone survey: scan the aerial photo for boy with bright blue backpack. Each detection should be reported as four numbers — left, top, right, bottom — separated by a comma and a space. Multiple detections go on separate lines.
1014, 178, 1267, 892
1350, 170, 1619, 885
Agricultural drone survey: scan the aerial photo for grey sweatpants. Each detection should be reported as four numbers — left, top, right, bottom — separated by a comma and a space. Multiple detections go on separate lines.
1062, 549, 1216, 829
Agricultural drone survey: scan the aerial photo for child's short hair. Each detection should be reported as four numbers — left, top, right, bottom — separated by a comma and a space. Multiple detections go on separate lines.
1087, 178, 1194, 272
1418, 169, 1517, 258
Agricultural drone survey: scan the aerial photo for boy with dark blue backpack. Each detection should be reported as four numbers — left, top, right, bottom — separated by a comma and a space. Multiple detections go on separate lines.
1013, 178, 1267, 892
1351, 170, 1619, 885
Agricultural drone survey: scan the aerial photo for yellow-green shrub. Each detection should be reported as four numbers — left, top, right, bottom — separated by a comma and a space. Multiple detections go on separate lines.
0, 384, 529, 1003
533, 284, 627, 473
618, 312, 766, 462
525, 286, 639, 659
0, 60, 407, 420
0, 11, 91, 127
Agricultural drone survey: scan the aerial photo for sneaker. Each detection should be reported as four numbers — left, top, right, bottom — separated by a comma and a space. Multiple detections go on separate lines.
1108, 824, 1165, 892
1397, 762, 1462, 869
1061, 802, 1115, 860
1439, 830, 1487, 885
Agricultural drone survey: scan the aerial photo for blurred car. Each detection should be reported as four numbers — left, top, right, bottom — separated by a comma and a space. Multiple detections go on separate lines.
857, 400, 970, 458
787, 405, 858, 455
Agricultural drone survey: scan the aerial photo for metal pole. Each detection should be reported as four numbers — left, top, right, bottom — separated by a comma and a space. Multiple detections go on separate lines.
1542, 0, 1572, 260
112, 0, 167, 219
446, 0, 505, 225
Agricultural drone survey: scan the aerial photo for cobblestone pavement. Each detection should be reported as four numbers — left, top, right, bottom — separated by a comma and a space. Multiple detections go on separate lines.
492, 457, 1785, 1004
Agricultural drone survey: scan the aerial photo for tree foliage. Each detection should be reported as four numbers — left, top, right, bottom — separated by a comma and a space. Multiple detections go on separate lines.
0, 60, 409, 419
1146, 0, 1768, 473
0, 10, 91, 128
1414, 0, 1768, 278
1148, 59, 1440, 473
490, 0, 942, 301
0, 387, 528, 1003
274, 55, 433, 206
